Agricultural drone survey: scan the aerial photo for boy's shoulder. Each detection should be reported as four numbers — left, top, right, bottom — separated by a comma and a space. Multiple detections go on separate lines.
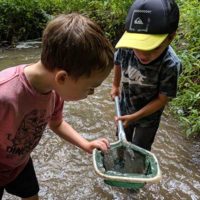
114, 48, 133, 64
164, 46, 180, 63
0, 65, 30, 100
162, 46, 182, 74
0, 65, 25, 84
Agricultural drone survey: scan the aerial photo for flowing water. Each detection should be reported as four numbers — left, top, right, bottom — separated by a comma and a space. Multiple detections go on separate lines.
0, 42, 199, 200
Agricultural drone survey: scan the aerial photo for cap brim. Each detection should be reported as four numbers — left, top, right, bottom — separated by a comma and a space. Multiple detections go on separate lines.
115, 32, 168, 51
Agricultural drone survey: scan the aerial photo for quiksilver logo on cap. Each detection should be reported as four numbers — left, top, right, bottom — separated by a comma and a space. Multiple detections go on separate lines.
129, 10, 151, 32
134, 17, 144, 25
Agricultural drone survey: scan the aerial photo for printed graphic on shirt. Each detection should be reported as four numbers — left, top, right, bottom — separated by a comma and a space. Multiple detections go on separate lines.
6, 109, 48, 159
122, 65, 153, 86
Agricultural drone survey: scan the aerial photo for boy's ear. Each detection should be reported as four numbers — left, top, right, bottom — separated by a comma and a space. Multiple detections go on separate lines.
55, 70, 68, 84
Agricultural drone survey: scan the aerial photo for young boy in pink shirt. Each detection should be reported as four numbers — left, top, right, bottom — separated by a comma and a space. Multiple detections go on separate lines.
0, 13, 113, 200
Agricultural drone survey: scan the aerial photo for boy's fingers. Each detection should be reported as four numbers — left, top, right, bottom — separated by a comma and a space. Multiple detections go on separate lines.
99, 138, 110, 148
96, 139, 110, 152
116, 116, 124, 121
110, 93, 116, 101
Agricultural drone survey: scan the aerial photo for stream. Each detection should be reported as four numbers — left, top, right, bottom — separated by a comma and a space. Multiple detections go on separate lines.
0, 41, 199, 200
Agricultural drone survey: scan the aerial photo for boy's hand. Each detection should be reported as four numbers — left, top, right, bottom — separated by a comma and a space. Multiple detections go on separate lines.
116, 114, 135, 128
110, 86, 120, 100
86, 138, 110, 154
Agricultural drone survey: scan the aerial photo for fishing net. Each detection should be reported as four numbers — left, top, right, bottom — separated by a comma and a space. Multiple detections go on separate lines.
93, 97, 161, 189
93, 141, 161, 189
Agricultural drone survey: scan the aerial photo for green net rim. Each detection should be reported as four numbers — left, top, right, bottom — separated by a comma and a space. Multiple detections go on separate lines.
93, 141, 161, 184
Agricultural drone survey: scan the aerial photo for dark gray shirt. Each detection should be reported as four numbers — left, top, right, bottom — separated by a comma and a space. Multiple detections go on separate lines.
115, 46, 182, 127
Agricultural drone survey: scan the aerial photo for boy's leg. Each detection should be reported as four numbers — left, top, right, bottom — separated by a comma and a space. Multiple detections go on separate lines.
0, 187, 4, 200
5, 158, 39, 199
22, 194, 39, 200
132, 124, 160, 151
124, 123, 135, 142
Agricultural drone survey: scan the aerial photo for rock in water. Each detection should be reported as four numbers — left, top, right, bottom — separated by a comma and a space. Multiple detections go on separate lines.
103, 149, 115, 171
124, 148, 146, 174
103, 146, 146, 174
123, 147, 136, 173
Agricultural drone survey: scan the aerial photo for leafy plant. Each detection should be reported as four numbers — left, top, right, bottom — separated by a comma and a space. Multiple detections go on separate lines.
171, 0, 200, 136
0, 0, 48, 45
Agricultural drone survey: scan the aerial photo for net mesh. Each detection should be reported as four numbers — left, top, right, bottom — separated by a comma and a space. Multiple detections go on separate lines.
102, 146, 147, 174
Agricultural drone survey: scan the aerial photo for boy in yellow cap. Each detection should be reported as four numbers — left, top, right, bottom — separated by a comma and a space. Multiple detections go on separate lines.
111, 0, 182, 150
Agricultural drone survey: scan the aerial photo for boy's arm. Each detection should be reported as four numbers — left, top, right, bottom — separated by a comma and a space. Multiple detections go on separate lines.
48, 120, 109, 153
110, 64, 121, 100
117, 93, 169, 127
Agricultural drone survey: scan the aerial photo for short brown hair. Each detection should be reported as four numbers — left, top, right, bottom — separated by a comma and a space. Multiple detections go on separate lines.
41, 13, 114, 79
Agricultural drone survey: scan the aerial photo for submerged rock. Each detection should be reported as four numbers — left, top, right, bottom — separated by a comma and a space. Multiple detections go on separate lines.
103, 149, 115, 170
103, 146, 146, 174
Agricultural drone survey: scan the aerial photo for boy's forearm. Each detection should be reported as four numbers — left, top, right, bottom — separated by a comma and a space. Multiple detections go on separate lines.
130, 94, 169, 121
112, 65, 121, 87
110, 65, 121, 99
49, 120, 89, 151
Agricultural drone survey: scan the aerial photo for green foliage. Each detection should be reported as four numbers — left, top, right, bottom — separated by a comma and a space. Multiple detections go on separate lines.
38, 0, 64, 15
0, 0, 132, 45
170, 0, 200, 136
0, 0, 48, 45
170, 84, 200, 136
49, 0, 133, 44
77, 0, 132, 44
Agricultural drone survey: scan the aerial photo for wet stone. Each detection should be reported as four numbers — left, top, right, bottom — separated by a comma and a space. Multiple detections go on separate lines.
102, 146, 146, 174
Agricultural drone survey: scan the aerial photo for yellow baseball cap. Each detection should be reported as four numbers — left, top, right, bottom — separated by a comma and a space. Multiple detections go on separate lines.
116, 32, 168, 51
116, 0, 179, 51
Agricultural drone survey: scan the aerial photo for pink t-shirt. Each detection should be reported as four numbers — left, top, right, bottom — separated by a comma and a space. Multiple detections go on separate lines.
0, 65, 64, 186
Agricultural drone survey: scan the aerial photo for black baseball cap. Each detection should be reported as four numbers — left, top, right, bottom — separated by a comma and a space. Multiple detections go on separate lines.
116, 0, 179, 50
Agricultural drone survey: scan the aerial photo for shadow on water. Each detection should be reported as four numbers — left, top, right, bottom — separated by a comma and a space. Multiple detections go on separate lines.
0, 43, 200, 200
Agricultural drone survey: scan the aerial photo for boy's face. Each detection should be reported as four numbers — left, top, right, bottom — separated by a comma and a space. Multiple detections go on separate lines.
55, 68, 111, 101
133, 36, 171, 65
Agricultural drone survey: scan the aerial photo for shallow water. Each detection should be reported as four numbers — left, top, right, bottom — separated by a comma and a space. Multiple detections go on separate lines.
0, 43, 200, 200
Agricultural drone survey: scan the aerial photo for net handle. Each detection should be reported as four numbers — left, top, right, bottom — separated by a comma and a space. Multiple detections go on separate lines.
114, 96, 127, 142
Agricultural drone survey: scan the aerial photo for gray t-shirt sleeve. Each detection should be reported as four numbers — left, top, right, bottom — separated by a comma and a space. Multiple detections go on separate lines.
114, 48, 131, 66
